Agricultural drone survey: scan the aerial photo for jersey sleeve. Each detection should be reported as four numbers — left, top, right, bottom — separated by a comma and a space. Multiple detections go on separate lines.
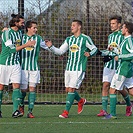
49, 40, 68, 55
86, 36, 97, 56
119, 39, 133, 61
40, 39, 48, 50
2, 30, 16, 53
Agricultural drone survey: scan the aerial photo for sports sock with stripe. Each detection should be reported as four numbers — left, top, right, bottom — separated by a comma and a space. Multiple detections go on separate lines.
12, 88, 21, 112
110, 94, 117, 116
20, 91, 26, 106
0, 90, 3, 112
28, 92, 36, 113
102, 96, 108, 111
65, 92, 75, 112
123, 94, 131, 106
74, 91, 81, 101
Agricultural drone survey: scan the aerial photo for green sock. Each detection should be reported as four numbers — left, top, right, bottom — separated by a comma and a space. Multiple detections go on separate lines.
0, 90, 3, 112
28, 92, 36, 113
20, 91, 26, 106
74, 91, 81, 102
123, 95, 131, 106
110, 94, 117, 116
102, 96, 108, 111
65, 92, 75, 112
12, 89, 21, 112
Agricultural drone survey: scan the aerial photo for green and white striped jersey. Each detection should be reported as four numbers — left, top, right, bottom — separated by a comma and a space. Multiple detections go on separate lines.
116, 35, 133, 78
104, 30, 124, 70
0, 28, 22, 65
50, 33, 97, 71
20, 34, 48, 71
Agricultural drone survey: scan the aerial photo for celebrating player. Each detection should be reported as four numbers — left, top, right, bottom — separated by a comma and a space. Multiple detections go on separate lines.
97, 15, 132, 117
46, 20, 98, 118
105, 21, 133, 119
19, 20, 50, 118
0, 14, 35, 118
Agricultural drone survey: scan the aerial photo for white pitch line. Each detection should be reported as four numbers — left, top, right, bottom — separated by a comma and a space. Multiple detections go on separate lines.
0, 121, 133, 125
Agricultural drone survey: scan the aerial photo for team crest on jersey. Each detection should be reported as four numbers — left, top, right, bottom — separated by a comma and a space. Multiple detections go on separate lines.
14, 39, 21, 47
109, 42, 120, 54
25, 46, 34, 51
110, 42, 118, 47
70, 44, 79, 52
25, 38, 35, 51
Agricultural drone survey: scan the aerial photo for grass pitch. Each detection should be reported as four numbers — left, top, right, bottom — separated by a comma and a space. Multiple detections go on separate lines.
0, 105, 133, 133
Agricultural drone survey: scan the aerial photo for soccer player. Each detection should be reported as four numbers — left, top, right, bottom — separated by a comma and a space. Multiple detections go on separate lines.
45, 20, 98, 118
97, 15, 132, 117
19, 20, 50, 118
0, 14, 35, 118
105, 21, 133, 119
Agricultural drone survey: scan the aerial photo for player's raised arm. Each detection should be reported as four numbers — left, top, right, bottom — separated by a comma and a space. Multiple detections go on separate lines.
45, 40, 68, 56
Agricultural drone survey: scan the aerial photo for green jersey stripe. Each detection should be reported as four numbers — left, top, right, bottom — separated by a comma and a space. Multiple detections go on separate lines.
0, 28, 22, 65
20, 34, 41, 71
116, 36, 133, 78
50, 34, 97, 71
104, 31, 124, 70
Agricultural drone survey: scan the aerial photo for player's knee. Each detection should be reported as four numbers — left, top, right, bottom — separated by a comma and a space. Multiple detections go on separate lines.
68, 88, 75, 92
20, 84, 28, 90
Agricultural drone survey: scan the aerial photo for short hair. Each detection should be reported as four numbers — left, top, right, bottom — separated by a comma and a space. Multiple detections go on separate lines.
72, 20, 82, 27
123, 21, 133, 34
25, 20, 37, 32
9, 14, 24, 27
109, 15, 122, 23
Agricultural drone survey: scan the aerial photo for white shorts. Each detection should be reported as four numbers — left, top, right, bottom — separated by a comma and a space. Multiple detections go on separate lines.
102, 67, 115, 83
65, 70, 85, 89
20, 70, 40, 89
110, 74, 133, 90
0, 64, 21, 85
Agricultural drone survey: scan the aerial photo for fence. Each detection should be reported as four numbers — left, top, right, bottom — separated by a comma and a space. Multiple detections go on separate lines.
0, 0, 133, 104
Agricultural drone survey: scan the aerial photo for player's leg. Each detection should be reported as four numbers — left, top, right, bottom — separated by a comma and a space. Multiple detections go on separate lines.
123, 77, 133, 116
59, 87, 75, 118
0, 84, 4, 118
12, 83, 23, 118
19, 70, 29, 116
75, 71, 86, 114
0, 65, 10, 118
119, 89, 132, 116
19, 85, 28, 116
97, 67, 114, 116
105, 74, 125, 119
59, 71, 86, 118
27, 70, 40, 118
27, 85, 36, 118
105, 87, 117, 119
59, 71, 75, 118
11, 64, 23, 118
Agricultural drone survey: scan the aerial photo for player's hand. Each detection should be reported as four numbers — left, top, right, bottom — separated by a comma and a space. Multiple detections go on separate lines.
2, 27, 8, 32
45, 40, 52, 48
84, 52, 90, 57
114, 56, 118, 61
26, 40, 36, 47
108, 45, 114, 51
103, 55, 113, 63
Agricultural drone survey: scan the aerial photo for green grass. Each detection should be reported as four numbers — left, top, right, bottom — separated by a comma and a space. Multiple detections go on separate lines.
0, 105, 133, 133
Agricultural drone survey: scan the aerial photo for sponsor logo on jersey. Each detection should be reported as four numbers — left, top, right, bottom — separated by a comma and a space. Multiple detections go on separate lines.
25, 38, 34, 51
14, 39, 21, 47
70, 44, 79, 52
109, 42, 120, 54
110, 42, 118, 47
25, 46, 34, 51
